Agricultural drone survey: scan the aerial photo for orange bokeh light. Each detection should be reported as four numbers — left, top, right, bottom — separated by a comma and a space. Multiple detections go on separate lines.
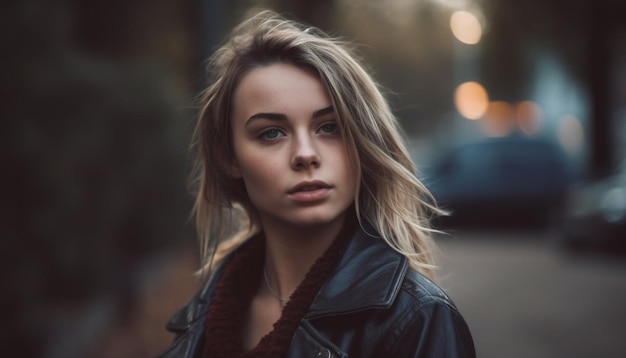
450, 11, 482, 45
454, 81, 489, 120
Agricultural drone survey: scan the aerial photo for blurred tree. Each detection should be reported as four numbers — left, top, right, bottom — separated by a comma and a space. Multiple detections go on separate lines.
1, 0, 198, 356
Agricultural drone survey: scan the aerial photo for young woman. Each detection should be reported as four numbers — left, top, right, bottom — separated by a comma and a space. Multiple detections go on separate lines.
160, 9, 475, 358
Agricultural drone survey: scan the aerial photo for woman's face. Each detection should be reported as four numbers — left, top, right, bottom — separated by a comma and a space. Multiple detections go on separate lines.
230, 63, 357, 229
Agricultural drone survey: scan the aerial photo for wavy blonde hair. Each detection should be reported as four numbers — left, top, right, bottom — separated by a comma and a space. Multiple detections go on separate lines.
192, 9, 444, 280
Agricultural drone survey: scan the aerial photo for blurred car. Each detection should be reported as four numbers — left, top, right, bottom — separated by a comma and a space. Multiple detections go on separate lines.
425, 136, 572, 229
560, 161, 626, 253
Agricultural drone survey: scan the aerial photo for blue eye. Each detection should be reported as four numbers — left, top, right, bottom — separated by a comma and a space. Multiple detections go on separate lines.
318, 122, 338, 135
259, 128, 285, 141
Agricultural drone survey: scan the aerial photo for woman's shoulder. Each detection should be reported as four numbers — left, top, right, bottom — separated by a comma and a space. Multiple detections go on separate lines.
384, 269, 475, 356
400, 269, 460, 311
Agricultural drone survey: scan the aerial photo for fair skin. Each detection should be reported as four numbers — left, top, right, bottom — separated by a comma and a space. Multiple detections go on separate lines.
229, 62, 357, 348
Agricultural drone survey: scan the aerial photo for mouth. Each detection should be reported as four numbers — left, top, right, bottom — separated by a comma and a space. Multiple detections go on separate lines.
288, 180, 332, 194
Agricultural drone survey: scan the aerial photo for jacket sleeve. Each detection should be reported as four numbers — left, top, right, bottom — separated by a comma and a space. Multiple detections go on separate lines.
389, 298, 476, 358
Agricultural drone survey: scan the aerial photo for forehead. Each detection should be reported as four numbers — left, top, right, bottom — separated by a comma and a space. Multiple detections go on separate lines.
232, 63, 331, 117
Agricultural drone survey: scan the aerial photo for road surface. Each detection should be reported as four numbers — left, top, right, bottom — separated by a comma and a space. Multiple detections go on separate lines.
437, 229, 626, 358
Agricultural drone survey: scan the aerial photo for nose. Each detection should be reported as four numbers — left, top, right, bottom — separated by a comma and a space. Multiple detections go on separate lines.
291, 134, 321, 170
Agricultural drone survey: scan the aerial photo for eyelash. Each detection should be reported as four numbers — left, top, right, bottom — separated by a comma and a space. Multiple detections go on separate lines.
257, 121, 339, 142
318, 121, 338, 135
258, 128, 285, 141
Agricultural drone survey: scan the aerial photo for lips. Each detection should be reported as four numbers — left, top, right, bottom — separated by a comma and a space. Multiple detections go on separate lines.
288, 180, 332, 194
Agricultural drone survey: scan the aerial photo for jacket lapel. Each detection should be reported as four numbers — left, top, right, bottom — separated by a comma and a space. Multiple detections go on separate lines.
306, 227, 408, 319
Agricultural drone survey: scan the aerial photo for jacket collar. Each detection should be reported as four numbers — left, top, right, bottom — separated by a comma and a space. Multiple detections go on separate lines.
306, 226, 409, 319
167, 226, 408, 331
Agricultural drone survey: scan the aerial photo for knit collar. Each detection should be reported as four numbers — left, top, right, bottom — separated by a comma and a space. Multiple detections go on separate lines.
201, 221, 354, 358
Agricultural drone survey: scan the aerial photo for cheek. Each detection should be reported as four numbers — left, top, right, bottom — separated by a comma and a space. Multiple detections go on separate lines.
232, 137, 271, 184
238, 154, 282, 190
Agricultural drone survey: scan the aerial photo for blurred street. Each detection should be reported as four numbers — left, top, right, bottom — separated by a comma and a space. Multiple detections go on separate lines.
438, 230, 626, 358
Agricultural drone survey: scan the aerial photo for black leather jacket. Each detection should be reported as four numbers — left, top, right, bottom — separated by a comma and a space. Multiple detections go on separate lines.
159, 228, 475, 357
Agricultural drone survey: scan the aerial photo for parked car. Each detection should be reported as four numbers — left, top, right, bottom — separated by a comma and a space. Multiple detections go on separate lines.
425, 136, 572, 229
560, 161, 626, 253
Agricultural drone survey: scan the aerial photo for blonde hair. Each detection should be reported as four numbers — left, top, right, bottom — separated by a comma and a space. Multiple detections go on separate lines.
192, 9, 444, 280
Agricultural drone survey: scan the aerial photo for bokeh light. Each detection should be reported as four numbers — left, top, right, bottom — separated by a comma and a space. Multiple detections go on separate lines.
483, 101, 514, 137
450, 11, 482, 45
454, 81, 489, 119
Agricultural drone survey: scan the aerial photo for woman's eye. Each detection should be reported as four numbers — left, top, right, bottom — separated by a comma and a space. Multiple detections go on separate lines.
318, 122, 338, 135
259, 128, 284, 141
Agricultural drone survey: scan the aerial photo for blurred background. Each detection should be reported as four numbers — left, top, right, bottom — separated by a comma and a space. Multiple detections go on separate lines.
2, 0, 625, 357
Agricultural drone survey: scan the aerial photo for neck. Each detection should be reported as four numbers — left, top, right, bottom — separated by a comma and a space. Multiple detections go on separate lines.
260, 213, 350, 303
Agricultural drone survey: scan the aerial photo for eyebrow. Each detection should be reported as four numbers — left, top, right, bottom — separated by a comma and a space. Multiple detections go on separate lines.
312, 106, 334, 118
245, 105, 334, 125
